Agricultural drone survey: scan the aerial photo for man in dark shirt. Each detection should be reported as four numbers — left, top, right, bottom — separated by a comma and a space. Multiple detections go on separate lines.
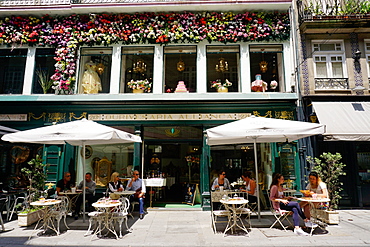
56, 172, 73, 195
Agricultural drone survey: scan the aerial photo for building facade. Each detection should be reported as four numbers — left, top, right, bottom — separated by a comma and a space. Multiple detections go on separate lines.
297, 0, 370, 207
0, 0, 304, 209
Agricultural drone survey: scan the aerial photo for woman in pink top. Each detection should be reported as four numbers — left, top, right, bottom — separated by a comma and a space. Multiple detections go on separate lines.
270, 173, 316, 236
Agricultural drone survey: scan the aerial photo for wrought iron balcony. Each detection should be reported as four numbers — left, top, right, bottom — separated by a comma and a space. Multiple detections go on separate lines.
315, 78, 349, 90
297, 0, 370, 22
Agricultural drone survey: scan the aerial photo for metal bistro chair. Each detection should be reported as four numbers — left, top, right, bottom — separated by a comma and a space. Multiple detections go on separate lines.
267, 190, 293, 232
210, 191, 231, 234
112, 197, 130, 238
8, 191, 27, 221
85, 197, 105, 237
50, 196, 70, 235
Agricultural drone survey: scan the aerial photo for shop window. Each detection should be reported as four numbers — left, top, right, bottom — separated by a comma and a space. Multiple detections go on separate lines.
249, 45, 283, 92
164, 46, 196, 93
78, 48, 112, 94
121, 46, 154, 93
32, 48, 55, 94
206, 45, 239, 92
0, 49, 27, 94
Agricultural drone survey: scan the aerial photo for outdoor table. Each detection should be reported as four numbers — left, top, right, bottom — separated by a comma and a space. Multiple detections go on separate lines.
298, 197, 330, 226
91, 200, 122, 240
220, 198, 250, 237
113, 191, 135, 198
59, 191, 82, 215
144, 178, 166, 208
30, 199, 62, 236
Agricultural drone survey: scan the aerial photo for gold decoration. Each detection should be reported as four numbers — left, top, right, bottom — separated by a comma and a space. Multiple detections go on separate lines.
28, 112, 46, 121
215, 57, 229, 73
275, 111, 294, 120
96, 63, 105, 75
133, 59, 147, 73
177, 59, 185, 71
259, 60, 268, 73
69, 112, 87, 121
48, 112, 66, 123
165, 127, 180, 137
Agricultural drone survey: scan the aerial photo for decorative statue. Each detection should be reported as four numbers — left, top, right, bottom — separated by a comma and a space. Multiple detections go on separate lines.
81, 61, 102, 94
251, 74, 267, 92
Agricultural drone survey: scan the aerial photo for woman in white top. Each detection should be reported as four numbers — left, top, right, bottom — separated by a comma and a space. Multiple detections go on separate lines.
241, 171, 257, 203
301, 171, 329, 219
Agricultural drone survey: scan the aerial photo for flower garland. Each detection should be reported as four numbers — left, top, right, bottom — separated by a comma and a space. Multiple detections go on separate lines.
0, 12, 290, 92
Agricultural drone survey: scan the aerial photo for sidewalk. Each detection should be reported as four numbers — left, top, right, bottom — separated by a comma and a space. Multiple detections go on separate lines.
0, 209, 369, 247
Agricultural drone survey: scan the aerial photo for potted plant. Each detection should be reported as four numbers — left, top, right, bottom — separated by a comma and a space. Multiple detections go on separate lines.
210, 79, 232, 93
35, 69, 54, 94
127, 79, 152, 93
306, 152, 346, 224
18, 154, 48, 226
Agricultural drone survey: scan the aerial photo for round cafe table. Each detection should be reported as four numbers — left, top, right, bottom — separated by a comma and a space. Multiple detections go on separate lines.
220, 198, 250, 237
91, 200, 122, 239
30, 199, 62, 236
59, 191, 82, 214
298, 197, 330, 225
113, 191, 135, 198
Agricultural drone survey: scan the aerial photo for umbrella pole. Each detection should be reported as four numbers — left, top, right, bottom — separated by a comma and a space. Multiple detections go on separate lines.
82, 142, 86, 222
253, 139, 261, 221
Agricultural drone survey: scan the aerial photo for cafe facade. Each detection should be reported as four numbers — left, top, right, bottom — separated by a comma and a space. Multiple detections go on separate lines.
0, 0, 304, 210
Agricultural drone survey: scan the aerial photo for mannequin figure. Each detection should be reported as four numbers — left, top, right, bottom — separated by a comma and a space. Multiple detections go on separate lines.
81, 61, 102, 94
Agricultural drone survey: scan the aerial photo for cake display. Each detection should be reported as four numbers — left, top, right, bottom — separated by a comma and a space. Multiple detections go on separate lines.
175, 81, 189, 93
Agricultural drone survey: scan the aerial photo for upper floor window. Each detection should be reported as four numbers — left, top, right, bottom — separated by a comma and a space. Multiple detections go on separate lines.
0, 49, 27, 94
207, 46, 239, 92
312, 41, 346, 78
164, 46, 196, 93
78, 48, 112, 94
33, 48, 55, 94
121, 46, 154, 93
365, 41, 370, 78
250, 45, 283, 92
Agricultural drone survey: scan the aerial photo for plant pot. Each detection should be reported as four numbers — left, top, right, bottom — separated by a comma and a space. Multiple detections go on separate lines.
18, 209, 44, 226
133, 89, 144, 93
55, 89, 72, 95
217, 87, 228, 93
317, 209, 339, 225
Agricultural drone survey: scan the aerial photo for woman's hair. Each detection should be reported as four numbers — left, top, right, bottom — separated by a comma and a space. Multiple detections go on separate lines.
242, 170, 252, 179
309, 171, 322, 185
218, 170, 226, 176
270, 173, 283, 189
110, 172, 120, 182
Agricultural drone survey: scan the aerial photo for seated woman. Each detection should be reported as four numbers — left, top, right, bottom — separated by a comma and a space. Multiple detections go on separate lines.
108, 172, 124, 193
300, 171, 329, 219
270, 173, 316, 236
241, 171, 257, 203
211, 170, 230, 190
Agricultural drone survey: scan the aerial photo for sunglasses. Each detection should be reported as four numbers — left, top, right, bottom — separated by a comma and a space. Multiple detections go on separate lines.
222, 174, 226, 176
134, 174, 139, 176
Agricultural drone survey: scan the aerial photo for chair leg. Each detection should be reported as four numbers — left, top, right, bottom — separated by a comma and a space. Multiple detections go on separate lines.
84, 218, 94, 236
63, 215, 69, 229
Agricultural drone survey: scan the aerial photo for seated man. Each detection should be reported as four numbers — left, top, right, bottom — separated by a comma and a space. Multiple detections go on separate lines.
74, 172, 96, 219
126, 170, 146, 219
56, 172, 73, 196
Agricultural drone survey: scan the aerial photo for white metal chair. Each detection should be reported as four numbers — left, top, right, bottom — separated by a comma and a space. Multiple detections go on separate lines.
8, 192, 27, 220
267, 190, 293, 231
50, 196, 70, 235
85, 197, 105, 237
210, 191, 230, 234
112, 197, 130, 238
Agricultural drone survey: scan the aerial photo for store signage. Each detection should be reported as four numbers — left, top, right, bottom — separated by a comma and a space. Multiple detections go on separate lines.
0, 114, 27, 121
88, 113, 251, 121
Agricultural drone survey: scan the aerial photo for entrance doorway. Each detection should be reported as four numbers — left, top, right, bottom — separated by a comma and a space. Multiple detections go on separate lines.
143, 125, 203, 206
144, 142, 201, 204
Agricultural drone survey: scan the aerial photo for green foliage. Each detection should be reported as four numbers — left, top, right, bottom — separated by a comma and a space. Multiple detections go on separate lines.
306, 152, 346, 210
35, 69, 53, 94
21, 154, 48, 192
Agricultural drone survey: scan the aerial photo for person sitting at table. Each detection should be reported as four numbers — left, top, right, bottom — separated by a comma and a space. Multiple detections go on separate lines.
56, 172, 73, 195
108, 172, 124, 193
74, 172, 96, 219
126, 170, 146, 220
270, 173, 316, 236
300, 171, 329, 219
241, 171, 257, 203
211, 170, 230, 190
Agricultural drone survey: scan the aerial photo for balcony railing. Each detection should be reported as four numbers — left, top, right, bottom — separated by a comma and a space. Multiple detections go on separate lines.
315, 78, 349, 90
297, 0, 370, 22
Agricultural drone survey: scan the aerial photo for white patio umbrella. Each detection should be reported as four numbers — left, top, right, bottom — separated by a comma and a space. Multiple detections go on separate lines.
1, 118, 141, 221
206, 115, 325, 219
